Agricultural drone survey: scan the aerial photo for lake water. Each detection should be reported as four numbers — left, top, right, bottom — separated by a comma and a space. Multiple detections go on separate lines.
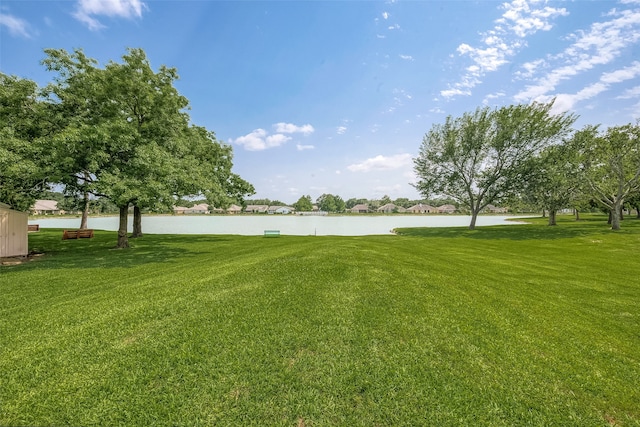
30, 214, 529, 236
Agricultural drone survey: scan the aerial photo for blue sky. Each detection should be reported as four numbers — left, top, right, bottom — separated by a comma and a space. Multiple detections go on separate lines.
2, 0, 640, 204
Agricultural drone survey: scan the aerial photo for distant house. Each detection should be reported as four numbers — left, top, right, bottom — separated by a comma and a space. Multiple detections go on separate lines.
437, 204, 457, 214
185, 203, 210, 214
406, 203, 435, 214
1, 202, 28, 258
32, 200, 61, 215
349, 204, 369, 213
268, 206, 294, 215
245, 205, 269, 214
377, 203, 405, 213
173, 206, 188, 215
485, 204, 508, 214
226, 204, 242, 214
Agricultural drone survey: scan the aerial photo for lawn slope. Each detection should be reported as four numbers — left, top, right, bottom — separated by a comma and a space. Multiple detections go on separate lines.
1, 216, 639, 426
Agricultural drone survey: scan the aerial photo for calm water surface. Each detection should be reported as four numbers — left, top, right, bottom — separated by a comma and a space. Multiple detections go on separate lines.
31, 215, 529, 236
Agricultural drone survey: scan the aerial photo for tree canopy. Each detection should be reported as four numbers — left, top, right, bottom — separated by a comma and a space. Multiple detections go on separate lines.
521, 143, 583, 225
0, 74, 51, 211
413, 101, 576, 229
316, 193, 345, 213
574, 123, 640, 230
293, 195, 313, 212
3, 47, 254, 248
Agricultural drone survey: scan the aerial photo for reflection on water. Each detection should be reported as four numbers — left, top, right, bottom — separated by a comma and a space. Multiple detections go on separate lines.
30, 215, 529, 236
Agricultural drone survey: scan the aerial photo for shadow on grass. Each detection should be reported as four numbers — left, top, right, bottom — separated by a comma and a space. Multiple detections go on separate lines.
395, 216, 639, 241
18, 230, 235, 271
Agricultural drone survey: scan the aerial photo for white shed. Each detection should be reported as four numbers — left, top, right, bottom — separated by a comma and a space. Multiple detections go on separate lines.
0, 202, 29, 258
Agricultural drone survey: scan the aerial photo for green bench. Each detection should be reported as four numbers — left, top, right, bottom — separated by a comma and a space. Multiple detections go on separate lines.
264, 230, 280, 237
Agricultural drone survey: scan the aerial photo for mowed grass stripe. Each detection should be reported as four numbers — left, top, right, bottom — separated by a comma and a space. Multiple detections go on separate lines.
0, 216, 638, 426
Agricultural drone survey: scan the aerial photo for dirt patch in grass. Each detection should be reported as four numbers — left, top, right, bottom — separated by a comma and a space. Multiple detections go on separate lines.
0, 251, 44, 266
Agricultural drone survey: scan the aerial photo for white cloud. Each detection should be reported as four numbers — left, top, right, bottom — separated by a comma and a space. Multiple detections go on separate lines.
497, 0, 568, 38
274, 122, 315, 135
0, 13, 33, 38
514, 58, 547, 79
347, 153, 413, 172
382, 12, 390, 20
544, 61, 640, 114
266, 133, 291, 146
514, 6, 640, 102
440, 87, 471, 98
617, 85, 640, 99
393, 88, 412, 100
538, 61, 640, 113
441, 0, 567, 99
73, 0, 146, 30
373, 184, 403, 195
601, 61, 640, 84
232, 122, 314, 151
403, 170, 419, 181
231, 129, 291, 151
337, 126, 347, 135
483, 91, 506, 104
399, 54, 414, 61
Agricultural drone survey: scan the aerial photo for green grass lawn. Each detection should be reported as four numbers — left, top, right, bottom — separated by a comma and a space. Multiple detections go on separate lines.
1, 215, 639, 426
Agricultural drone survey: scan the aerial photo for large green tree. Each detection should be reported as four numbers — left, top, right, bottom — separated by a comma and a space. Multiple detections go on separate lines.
521, 143, 583, 226
316, 193, 345, 213
42, 48, 108, 228
574, 123, 640, 230
0, 74, 51, 211
293, 195, 313, 212
98, 49, 253, 246
43, 48, 254, 248
413, 101, 576, 229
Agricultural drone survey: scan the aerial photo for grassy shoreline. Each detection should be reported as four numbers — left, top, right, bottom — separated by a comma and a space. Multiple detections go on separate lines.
1, 216, 639, 425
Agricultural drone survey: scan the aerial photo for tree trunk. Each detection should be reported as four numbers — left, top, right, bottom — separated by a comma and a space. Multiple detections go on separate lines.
542, 208, 546, 218
636, 203, 640, 219
131, 205, 143, 238
117, 205, 130, 248
611, 204, 622, 230
469, 210, 479, 230
80, 191, 90, 229
608, 210, 612, 225
548, 209, 557, 226
574, 209, 580, 221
